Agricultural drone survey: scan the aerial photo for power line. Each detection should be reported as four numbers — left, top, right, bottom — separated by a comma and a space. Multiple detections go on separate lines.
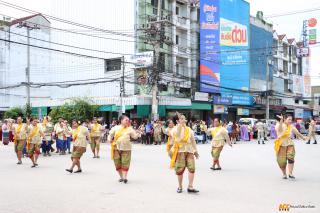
265, 6, 320, 18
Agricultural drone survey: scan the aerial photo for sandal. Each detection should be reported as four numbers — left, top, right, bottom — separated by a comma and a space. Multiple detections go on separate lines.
187, 188, 199, 193
74, 169, 82, 173
66, 169, 73, 173
177, 188, 182, 193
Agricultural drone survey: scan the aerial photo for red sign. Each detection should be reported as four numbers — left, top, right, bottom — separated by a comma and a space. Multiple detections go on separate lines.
308, 18, 317, 28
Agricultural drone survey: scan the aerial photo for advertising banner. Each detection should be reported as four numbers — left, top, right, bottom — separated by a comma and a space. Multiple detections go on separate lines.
309, 29, 317, 45
294, 108, 304, 119
219, 0, 251, 105
199, 0, 220, 93
130, 51, 153, 68
237, 108, 249, 116
213, 96, 232, 105
214, 105, 227, 114
194, 92, 209, 101
200, 0, 251, 106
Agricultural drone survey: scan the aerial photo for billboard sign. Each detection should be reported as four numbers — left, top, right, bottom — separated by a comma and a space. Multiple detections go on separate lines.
220, 18, 248, 47
309, 29, 317, 45
200, 0, 251, 105
308, 18, 317, 27
214, 105, 228, 114
294, 108, 304, 119
194, 92, 209, 101
213, 96, 232, 105
199, 0, 220, 93
237, 108, 249, 116
297, 47, 309, 57
130, 51, 153, 68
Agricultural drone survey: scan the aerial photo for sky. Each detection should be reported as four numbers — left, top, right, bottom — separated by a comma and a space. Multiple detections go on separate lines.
248, 0, 320, 85
1, 0, 320, 84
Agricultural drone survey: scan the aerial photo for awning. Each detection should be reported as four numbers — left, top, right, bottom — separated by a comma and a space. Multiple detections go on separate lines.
158, 105, 166, 117
166, 105, 191, 110
98, 105, 134, 112
191, 102, 212, 110
137, 105, 150, 118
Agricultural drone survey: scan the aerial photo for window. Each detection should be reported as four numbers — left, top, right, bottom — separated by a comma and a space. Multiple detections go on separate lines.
283, 61, 288, 74
295, 99, 299, 104
273, 39, 278, 55
176, 63, 180, 74
105, 58, 122, 72
292, 63, 297, 75
176, 35, 179, 45
292, 46, 297, 59
151, 0, 158, 7
284, 79, 290, 92
273, 58, 278, 73
298, 58, 302, 75
176, 6, 179, 15
151, 0, 158, 15
283, 43, 288, 57
303, 100, 309, 105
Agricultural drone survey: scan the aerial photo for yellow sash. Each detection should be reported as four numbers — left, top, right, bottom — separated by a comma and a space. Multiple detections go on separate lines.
166, 128, 173, 153
72, 127, 81, 142
90, 124, 100, 137
170, 127, 190, 169
111, 127, 126, 160
14, 124, 23, 145
27, 126, 39, 149
274, 125, 292, 154
211, 126, 222, 138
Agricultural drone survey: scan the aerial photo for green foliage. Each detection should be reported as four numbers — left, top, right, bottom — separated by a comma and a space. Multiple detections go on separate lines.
25, 103, 32, 118
4, 107, 24, 119
49, 98, 99, 123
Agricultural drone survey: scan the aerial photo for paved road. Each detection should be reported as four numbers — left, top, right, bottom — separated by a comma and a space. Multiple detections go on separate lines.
0, 139, 319, 213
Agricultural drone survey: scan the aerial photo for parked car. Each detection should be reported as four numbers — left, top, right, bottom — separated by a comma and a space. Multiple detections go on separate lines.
239, 118, 258, 128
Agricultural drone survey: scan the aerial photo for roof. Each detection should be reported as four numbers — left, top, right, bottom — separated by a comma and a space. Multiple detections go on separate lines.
9, 13, 50, 26
278, 34, 286, 41
296, 41, 304, 48
288, 38, 295, 44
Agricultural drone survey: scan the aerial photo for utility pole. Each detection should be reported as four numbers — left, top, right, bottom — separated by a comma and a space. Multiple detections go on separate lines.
137, 1, 172, 121
18, 22, 39, 108
266, 58, 270, 121
119, 56, 125, 117
150, 0, 162, 121
26, 27, 31, 106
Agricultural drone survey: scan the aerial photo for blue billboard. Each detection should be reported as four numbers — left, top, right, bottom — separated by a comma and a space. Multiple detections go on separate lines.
200, 0, 251, 105
199, 0, 220, 93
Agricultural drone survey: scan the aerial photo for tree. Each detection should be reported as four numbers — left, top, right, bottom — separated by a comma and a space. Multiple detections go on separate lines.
24, 103, 32, 118
4, 107, 24, 119
49, 98, 99, 123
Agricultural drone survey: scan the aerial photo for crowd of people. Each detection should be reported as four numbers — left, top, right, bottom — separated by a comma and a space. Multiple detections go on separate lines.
0, 113, 317, 193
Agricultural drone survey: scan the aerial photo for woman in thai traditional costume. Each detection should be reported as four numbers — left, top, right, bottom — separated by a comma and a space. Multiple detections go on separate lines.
107, 115, 142, 184
240, 123, 249, 141
207, 118, 232, 170
66, 120, 90, 173
89, 117, 104, 158
12, 116, 28, 165
270, 121, 277, 139
27, 118, 45, 168
169, 112, 199, 194
274, 115, 307, 179
164, 119, 175, 156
